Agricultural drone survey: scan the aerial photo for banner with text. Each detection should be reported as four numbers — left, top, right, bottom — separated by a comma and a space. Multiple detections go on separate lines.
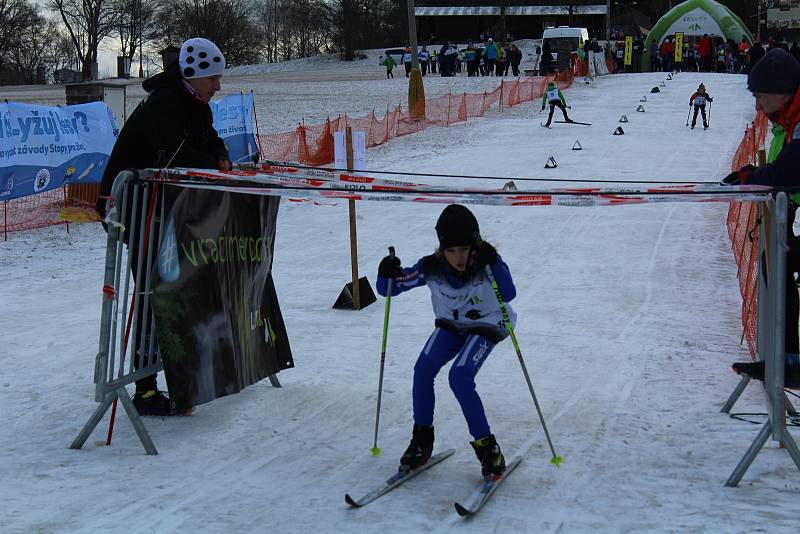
0, 101, 118, 200
150, 189, 293, 413
211, 92, 259, 165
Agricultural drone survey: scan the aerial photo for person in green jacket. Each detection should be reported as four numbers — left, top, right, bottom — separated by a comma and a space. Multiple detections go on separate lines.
382, 55, 396, 79
540, 81, 573, 127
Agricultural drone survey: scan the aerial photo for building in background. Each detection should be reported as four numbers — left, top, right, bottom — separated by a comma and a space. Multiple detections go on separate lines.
413, 0, 609, 42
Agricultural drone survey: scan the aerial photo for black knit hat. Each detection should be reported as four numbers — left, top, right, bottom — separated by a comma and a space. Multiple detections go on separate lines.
435, 204, 480, 249
748, 48, 800, 94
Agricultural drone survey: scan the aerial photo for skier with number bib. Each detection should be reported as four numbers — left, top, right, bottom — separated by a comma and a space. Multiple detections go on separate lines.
376, 204, 517, 480
689, 83, 713, 129
541, 81, 572, 127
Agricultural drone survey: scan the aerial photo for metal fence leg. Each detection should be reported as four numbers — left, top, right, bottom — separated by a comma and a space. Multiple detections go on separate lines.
782, 431, 800, 470
116, 387, 158, 455
726, 420, 772, 487
71, 387, 157, 455
786, 394, 799, 416
268, 374, 282, 388
721, 375, 751, 413
70, 394, 115, 450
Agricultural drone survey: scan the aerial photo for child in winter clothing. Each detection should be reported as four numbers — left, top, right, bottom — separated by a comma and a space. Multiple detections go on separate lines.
689, 83, 713, 129
376, 204, 517, 479
541, 81, 572, 127
382, 55, 396, 79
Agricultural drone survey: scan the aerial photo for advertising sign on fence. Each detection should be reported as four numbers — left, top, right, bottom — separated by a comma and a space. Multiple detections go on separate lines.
210, 92, 259, 165
150, 189, 293, 413
0, 101, 118, 200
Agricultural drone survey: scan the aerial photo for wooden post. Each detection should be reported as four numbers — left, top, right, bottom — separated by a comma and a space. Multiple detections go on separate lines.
346, 126, 360, 310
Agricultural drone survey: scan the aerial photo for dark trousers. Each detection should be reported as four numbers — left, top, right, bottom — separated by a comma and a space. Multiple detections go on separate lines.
691, 105, 707, 127
404, 63, 412, 77
386, 68, 393, 79
545, 101, 569, 125
495, 60, 504, 76
431, 60, 437, 73
484, 58, 495, 76
421, 61, 428, 75
511, 62, 519, 76
788, 264, 800, 354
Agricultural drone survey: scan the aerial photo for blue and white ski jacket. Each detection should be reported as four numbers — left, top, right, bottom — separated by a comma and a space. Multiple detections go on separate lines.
376, 254, 517, 342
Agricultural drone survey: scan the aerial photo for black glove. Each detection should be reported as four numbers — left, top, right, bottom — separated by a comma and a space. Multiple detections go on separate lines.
378, 255, 402, 278
471, 242, 498, 268
720, 164, 755, 186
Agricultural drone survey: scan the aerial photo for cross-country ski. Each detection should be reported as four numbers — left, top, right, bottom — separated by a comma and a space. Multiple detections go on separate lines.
454, 457, 523, 517
345, 449, 455, 507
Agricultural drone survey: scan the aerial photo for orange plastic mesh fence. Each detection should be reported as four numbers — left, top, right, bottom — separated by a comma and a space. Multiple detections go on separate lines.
726, 112, 768, 358
258, 71, 575, 166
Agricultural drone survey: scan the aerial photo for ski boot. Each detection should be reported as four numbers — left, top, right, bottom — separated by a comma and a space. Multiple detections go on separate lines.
470, 434, 506, 480
400, 424, 434, 471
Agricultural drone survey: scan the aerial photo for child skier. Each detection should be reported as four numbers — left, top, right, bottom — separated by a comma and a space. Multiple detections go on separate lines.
541, 81, 573, 127
689, 83, 713, 129
376, 204, 517, 480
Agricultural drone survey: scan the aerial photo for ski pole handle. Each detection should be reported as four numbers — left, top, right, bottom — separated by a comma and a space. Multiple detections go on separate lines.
388, 246, 395, 259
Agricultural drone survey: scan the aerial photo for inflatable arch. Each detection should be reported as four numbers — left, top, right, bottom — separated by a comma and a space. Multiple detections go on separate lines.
642, 0, 754, 71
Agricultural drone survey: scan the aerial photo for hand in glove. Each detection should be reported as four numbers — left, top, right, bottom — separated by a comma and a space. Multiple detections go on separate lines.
720, 164, 755, 186
378, 255, 402, 278
471, 241, 498, 268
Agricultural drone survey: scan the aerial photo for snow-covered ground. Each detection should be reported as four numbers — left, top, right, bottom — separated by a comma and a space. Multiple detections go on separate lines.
3, 69, 799, 533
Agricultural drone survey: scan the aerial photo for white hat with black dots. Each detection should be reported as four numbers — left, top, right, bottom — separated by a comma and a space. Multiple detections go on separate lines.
179, 38, 225, 79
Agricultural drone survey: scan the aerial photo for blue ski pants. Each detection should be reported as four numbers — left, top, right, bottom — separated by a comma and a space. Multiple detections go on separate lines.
412, 327, 496, 439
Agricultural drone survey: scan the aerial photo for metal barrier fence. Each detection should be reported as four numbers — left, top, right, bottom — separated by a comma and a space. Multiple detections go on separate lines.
726, 193, 800, 486
69, 169, 280, 455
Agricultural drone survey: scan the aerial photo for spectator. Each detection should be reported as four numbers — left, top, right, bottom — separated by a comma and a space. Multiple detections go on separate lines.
484, 38, 498, 76
723, 49, 800, 388
632, 35, 644, 73
95, 38, 231, 416
748, 39, 766, 71
509, 43, 522, 76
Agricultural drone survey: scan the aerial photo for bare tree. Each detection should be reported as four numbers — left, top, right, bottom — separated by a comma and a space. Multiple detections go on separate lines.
0, 0, 40, 83
48, 0, 119, 80
155, 0, 263, 66
8, 19, 63, 84
320, 0, 362, 61
111, 0, 160, 76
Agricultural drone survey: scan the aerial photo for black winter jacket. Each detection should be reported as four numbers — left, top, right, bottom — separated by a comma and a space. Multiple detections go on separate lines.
95, 62, 228, 222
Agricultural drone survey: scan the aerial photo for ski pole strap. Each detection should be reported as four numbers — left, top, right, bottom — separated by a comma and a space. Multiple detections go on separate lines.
484, 265, 521, 353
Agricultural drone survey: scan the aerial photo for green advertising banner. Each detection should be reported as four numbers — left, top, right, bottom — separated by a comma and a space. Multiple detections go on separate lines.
150, 188, 293, 413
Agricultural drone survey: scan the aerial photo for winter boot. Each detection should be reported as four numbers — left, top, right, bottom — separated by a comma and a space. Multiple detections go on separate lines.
400, 424, 434, 470
470, 434, 506, 480
132, 389, 172, 416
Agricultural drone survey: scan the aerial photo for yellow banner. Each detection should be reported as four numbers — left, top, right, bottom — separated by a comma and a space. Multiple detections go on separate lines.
624, 36, 633, 66
674, 32, 684, 63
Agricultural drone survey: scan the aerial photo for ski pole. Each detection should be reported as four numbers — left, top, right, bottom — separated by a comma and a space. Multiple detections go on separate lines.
485, 265, 563, 467
371, 246, 395, 456
685, 105, 692, 127
707, 101, 711, 127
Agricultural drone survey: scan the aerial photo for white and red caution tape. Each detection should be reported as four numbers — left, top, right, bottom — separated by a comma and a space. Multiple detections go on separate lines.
150, 167, 772, 208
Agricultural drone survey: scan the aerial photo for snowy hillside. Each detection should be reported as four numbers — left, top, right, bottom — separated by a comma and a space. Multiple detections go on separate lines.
2, 70, 799, 532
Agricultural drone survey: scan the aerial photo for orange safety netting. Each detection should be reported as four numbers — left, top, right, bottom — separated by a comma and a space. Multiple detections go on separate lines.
257, 69, 577, 166
726, 112, 769, 358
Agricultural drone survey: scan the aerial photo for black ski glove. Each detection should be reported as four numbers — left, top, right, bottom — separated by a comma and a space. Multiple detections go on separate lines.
720, 164, 755, 186
378, 255, 402, 278
471, 242, 498, 269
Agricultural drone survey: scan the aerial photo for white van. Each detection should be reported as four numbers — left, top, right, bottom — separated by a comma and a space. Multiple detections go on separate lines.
541, 26, 589, 63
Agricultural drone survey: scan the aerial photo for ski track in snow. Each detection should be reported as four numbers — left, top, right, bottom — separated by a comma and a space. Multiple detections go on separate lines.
2, 70, 800, 532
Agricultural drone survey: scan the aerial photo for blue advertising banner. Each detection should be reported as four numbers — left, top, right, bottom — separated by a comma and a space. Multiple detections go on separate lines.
211, 92, 259, 165
0, 101, 118, 200
1, 93, 257, 201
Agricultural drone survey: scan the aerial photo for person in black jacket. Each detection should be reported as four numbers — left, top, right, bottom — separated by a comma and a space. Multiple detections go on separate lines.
95, 37, 231, 416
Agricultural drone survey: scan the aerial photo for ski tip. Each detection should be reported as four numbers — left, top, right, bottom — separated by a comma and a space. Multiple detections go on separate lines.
345, 493, 361, 507
550, 455, 564, 468
454, 502, 472, 517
